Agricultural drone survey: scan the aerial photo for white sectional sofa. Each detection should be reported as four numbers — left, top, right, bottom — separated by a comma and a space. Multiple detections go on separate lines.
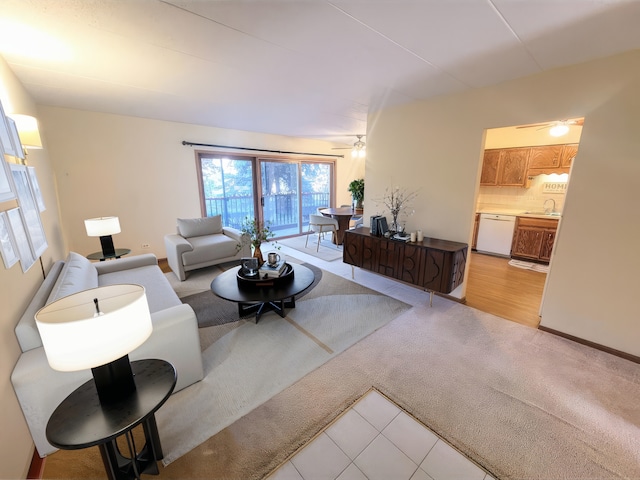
11, 252, 204, 457
164, 215, 250, 281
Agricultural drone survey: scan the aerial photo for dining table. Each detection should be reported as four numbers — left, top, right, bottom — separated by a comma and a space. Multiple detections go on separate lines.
319, 207, 358, 245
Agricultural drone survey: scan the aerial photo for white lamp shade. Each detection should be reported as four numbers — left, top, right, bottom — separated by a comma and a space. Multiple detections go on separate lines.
35, 284, 152, 371
8, 114, 43, 149
85, 216, 121, 237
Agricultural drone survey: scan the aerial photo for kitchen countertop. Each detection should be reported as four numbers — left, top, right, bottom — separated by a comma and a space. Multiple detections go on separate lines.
477, 209, 562, 219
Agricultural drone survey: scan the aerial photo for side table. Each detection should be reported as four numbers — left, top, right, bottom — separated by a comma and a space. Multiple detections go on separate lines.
87, 248, 131, 261
46, 359, 176, 480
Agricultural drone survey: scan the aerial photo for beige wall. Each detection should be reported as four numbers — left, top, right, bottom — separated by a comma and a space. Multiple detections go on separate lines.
39, 106, 364, 260
365, 50, 640, 354
0, 58, 66, 479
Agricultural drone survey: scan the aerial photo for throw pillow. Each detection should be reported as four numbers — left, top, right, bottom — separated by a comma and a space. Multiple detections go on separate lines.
46, 252, 99, 305
177, 216, 223, 237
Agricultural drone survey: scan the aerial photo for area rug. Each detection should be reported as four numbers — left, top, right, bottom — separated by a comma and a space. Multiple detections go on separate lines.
154, 266, 412, 465
508, 258, 549, 273
278, 235, 343, 261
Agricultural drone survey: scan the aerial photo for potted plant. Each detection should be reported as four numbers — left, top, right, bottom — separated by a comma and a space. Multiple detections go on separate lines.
348, 178, 365, 209
237, 217, 277, 266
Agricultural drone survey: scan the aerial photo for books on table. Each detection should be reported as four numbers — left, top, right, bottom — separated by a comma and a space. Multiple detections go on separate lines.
258, 259, 287, 278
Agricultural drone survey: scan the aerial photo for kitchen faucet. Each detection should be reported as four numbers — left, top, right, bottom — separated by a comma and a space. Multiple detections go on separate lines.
543, 198, 556, 214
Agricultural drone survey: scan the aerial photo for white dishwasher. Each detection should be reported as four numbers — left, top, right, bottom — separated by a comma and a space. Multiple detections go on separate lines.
476, 214, 516, 257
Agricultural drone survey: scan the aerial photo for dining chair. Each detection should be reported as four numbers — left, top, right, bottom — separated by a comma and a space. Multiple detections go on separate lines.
340, 205, 362, 228
305, 214, 339, 251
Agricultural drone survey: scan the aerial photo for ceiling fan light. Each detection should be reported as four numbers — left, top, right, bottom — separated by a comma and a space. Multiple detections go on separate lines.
549, 124, 569, 137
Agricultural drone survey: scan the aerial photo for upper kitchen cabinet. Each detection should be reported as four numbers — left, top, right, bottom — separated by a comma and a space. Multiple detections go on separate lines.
479, 149, 501, 185
480, 147, 529, 187
528, 145, 563, 169
560, 144, 579, 169
527, 144, 578, 176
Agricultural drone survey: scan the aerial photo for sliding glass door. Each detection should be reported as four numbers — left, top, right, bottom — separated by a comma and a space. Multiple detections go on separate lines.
198, 155, 255, 229
301, 162, 332, 227
259, 160, 333, 237
198, 152, 333, 238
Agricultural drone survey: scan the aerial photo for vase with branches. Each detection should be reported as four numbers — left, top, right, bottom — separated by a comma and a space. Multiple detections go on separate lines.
378, 186, 419, 235
237, 217, 278, 265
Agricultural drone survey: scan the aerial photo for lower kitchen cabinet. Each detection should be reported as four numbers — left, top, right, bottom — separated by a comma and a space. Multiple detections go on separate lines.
343, 227, 468, 295
472, 213, 480, 250
511, 217, 559, 263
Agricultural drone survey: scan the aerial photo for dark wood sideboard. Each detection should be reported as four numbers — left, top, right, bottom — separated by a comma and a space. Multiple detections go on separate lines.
343, 227, 468, 305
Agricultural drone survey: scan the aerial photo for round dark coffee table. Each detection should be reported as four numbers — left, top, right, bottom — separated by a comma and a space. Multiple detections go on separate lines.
210, 263, 315, 323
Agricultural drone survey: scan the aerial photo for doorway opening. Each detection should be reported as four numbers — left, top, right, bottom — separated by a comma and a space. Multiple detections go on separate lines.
466, 118, 584, 327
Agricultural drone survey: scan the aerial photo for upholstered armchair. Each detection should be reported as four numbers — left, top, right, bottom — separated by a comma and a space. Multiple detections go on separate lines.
164, 215, 250, 281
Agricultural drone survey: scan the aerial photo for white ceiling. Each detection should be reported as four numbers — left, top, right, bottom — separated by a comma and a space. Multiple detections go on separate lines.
1, 0, 639, 144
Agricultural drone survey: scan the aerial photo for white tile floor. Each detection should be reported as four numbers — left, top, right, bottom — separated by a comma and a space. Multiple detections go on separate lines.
267, 390, 494, 480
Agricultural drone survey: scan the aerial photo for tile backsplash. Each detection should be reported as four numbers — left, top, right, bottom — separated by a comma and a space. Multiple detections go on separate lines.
477, 174, 568, 213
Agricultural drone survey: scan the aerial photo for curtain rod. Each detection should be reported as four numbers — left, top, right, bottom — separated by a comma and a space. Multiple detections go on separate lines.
182, 140, 344, 158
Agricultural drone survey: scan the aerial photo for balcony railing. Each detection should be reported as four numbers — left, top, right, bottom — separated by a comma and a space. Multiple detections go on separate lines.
205, 192, 330, 234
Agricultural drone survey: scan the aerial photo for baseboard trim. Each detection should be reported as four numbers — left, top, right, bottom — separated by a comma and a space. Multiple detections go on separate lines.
27, 448, 45, 479
538, 325, 640, 364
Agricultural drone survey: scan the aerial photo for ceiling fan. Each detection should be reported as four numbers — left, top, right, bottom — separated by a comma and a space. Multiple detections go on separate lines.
332, 135, 366, 158
516, 118, 584, 137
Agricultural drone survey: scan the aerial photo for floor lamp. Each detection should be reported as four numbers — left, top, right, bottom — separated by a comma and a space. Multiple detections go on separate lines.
85, 216, 120, 258
35, 284, 152, 404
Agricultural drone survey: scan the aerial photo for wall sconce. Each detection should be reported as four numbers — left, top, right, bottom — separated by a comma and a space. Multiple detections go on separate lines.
8, 114, 43, 150
85, 216, 121, 257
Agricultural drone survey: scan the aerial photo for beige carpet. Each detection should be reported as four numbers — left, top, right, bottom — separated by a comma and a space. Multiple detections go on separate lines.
42, 284, 640, 479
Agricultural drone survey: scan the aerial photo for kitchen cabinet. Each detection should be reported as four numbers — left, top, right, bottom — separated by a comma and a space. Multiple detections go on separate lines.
527, 143, 578, 176
480, 148, 529, 187
559, 143, 578, 169
479, 150, 500, 185
528, 145, 563, 169
511, 217, 559, 263
343, 227, 468, 296
472, 213, 479, 250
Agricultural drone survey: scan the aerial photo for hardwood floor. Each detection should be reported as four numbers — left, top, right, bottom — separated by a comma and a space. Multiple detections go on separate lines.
465, 252, 547, 328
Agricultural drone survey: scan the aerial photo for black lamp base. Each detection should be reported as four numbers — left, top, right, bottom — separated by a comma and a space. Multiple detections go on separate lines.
91, 355, 136, 404
99, 235, 116, 257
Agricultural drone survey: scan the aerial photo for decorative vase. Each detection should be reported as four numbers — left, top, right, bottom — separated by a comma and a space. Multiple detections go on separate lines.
391, 215, 399, 234
253, 244, 264, 266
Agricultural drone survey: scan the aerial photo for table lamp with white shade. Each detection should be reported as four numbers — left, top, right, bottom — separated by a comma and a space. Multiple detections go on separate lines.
84, 216, 120, 258
35, 284, 152, 404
